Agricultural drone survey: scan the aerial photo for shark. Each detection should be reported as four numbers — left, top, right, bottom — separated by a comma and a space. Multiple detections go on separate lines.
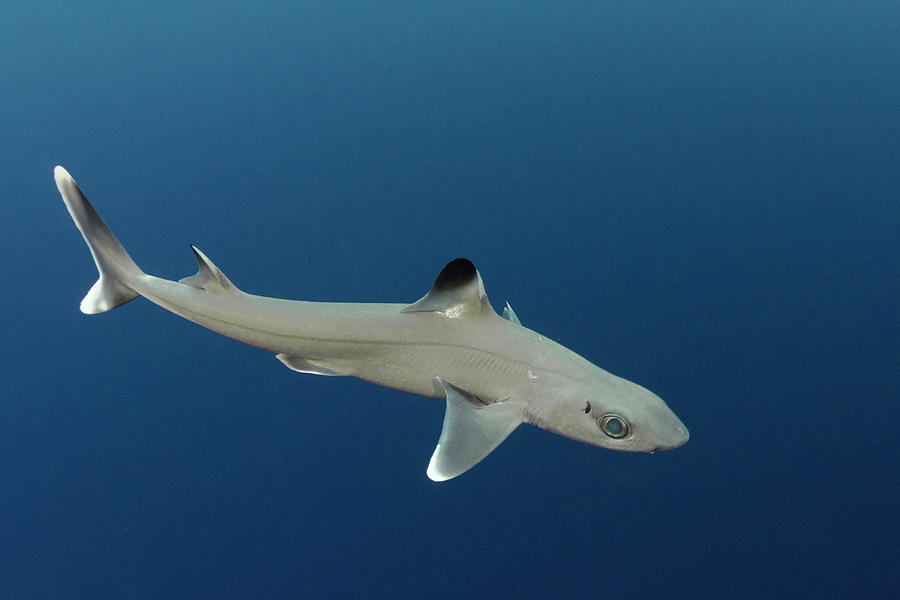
53, 165, 688, 481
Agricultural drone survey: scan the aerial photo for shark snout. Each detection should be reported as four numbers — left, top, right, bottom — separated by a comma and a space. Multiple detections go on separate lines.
641, 397, 690, 452
647, 411, 690, 452
655, 421, 689, 451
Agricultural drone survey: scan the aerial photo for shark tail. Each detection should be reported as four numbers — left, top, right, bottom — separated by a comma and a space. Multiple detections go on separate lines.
54, 166, 143, 314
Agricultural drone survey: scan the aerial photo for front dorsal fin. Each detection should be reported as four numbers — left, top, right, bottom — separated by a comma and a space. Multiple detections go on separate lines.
401, 258, 493, 318
178, 245, 239, 292
426, 377, 523, 481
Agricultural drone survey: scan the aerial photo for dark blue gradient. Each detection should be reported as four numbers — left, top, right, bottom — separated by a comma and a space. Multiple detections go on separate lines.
2, 2, 897, 597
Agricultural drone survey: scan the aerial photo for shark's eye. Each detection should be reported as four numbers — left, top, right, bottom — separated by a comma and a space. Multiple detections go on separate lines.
598, 414, 629, 439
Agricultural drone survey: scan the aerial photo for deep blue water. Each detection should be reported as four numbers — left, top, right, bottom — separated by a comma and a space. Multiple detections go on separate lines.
2, 1, 898, 598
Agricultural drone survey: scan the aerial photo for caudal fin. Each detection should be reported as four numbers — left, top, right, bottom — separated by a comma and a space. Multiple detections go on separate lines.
54, 166, 142, 314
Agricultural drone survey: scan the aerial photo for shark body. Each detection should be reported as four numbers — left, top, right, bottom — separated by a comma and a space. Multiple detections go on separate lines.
54, 166, 688, 480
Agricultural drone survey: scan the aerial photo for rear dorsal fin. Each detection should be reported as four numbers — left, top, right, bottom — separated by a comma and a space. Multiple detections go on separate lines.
401, 258, 493, 318
179, 245, 239, 292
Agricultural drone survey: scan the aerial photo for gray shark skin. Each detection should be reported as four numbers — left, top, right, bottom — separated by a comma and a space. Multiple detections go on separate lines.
54, 166, 688, 481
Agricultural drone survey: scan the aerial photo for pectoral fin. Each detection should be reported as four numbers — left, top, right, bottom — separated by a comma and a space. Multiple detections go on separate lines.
427, 377, 523, 482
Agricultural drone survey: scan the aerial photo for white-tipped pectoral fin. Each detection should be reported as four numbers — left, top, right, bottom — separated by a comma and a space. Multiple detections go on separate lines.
426, 377, 523, 482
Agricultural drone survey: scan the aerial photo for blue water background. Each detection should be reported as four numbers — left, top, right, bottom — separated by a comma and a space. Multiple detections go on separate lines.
2, 2, 898, 597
